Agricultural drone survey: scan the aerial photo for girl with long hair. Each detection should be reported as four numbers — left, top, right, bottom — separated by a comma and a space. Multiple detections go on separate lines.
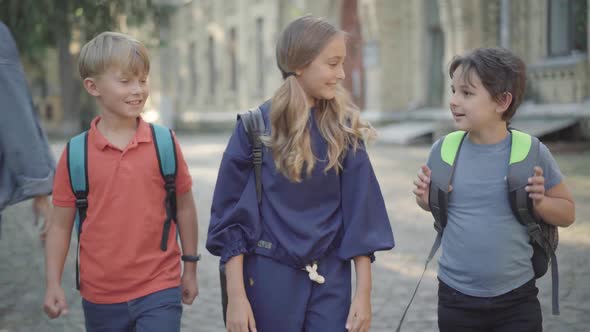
207, 15, 394, 332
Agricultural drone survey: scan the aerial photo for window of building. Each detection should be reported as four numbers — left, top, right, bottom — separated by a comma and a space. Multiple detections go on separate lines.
229, 27, 238, 92
189, 42, 197, 96
548, 0, 587, 56
208, 35, 216, 96
256, 17, 265, 96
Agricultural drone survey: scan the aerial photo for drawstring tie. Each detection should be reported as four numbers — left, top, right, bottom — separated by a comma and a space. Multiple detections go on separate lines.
304, 262, 325, 284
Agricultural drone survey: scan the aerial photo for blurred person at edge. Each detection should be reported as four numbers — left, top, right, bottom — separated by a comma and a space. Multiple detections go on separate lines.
0, 20, 54, 239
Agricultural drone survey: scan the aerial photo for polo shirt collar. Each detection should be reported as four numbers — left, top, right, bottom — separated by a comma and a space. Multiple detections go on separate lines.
89, 116, 153, 150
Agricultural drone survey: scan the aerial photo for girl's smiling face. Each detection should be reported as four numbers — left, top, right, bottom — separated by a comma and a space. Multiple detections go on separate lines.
295, 34, 347, 106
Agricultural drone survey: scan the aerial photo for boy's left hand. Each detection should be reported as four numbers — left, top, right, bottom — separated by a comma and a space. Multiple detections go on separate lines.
181, 269, 198, 305
526, 166, 545, 206
345, 294, 371, 332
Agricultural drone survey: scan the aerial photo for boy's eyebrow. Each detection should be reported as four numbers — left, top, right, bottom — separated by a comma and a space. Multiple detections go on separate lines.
327, 56, 344, 61
117, 71, 148, 79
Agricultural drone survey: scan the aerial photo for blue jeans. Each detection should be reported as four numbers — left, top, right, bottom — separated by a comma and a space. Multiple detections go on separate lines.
82, 287, 182, 332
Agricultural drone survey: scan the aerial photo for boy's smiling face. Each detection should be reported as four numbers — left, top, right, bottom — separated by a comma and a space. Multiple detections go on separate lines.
85, 66, 149, 120
449, 65, 506, 132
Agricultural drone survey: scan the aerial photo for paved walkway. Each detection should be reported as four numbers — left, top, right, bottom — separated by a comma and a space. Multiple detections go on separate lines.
1, 135, 588, 331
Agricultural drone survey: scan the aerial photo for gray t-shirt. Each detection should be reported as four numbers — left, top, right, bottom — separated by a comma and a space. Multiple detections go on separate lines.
427, 132, 563, 297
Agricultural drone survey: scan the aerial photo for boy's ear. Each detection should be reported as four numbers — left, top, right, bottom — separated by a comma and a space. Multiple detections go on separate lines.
495, 92, 513, 114
83, 78, 100, 97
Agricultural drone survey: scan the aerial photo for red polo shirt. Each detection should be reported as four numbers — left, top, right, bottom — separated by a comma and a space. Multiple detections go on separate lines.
52, 117, 192, 303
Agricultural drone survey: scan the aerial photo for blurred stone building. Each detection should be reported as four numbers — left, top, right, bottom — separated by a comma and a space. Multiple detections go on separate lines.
33, 0, 590, 139
161, 0, 337, 127
162, 0, 588, 138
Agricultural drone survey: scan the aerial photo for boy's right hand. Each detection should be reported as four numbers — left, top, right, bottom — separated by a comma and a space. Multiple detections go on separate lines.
43, 285, 69, 319
413, 165, 431, 210
226, 294, 257, 332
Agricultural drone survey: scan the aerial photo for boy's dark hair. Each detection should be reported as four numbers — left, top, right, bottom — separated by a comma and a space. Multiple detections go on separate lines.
449, 47, 526, 123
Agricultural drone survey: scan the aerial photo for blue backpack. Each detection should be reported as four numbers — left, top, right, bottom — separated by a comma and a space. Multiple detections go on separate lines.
66, 123, 178, 290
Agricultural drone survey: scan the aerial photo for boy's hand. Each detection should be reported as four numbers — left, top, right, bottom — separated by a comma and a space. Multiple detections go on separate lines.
526, 166, 545, 207
346, 293, 371, 332
43, 285, 68, 319
413, 165, 431, 207
181, 269, 199, 305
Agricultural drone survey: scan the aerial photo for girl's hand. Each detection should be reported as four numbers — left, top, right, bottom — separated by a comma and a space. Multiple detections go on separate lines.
345, 293, 371, 332
526, 166, 546, 207
226, 294, 257, 332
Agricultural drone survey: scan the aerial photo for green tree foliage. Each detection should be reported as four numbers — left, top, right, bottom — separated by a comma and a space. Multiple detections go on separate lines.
0, 0, 161, 130
1, 0, 157, 69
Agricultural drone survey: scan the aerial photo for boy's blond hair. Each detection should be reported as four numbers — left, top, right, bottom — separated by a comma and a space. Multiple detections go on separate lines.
78, 31, 150, 79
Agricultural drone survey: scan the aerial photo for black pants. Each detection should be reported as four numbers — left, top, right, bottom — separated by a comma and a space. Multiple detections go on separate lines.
438, 278, 542, 332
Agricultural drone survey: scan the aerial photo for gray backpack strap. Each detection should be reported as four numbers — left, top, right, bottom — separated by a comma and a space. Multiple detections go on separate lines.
428, 131, 466, 233
237, 107, 265, 204
507, 131, 541, 226
507, 130, 559, 315
396, 131, 466, 331
395, 232, 442, 332
220, 107, 265, 326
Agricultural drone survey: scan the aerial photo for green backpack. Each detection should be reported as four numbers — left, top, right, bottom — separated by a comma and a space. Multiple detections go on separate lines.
66, 123, 178, 290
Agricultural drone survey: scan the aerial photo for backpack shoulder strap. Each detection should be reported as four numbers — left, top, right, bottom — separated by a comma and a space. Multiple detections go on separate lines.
238, 107, 265, 138
397, 130, 466, 332
237, 107, 265, 204
150, 123, 178, 178
66, 130, 88, 291
428, 130, 466, 232
220, 107, 265, 326
149, 123, 178, 251
507, 129, 559, 315
507, 129, 539, 225
67, 131, 89, 234
397, 130, 467, 331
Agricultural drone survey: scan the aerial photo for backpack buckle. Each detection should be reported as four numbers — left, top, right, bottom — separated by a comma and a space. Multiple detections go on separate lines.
434, 221, 442, 233
526, 223, 542, 237
164, 182, 176, 192
75, 198, 88, 209
163, 176, 176, 192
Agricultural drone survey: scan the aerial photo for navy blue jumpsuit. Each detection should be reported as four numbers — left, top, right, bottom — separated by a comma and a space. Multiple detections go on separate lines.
207, 101, 395, 331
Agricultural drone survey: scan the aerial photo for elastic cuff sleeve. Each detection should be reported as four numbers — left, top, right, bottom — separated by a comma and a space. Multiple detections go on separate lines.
220, 238, 249, 264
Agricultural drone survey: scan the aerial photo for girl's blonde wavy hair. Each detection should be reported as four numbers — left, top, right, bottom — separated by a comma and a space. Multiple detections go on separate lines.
267, 15, 376, 182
